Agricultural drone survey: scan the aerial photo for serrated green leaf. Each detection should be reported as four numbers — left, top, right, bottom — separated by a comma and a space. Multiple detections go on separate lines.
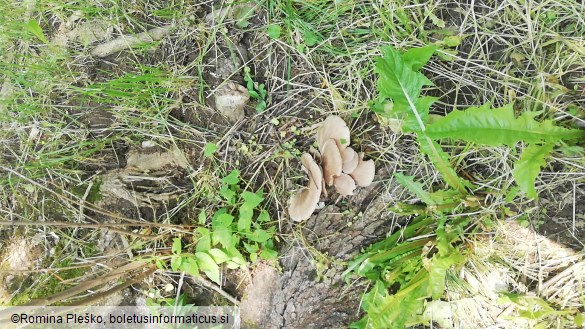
241, 190, 264, 208
513, 143, 554, 199
181, 257, 199, 277
394, 173, 435, 205
212, 213, 234, 229
402, 45, 437, 71
426, 104, 584, 146
221, 170, 240, 185
426, 253, 465, 300
172, 237, 182, 255
196, 252, 220, 284
374, 46, 429, 133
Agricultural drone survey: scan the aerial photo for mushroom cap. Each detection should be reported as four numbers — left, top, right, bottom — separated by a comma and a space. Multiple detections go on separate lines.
341, 147, 359, 174
350, 152, 375, 187
288, 153, 323, 222
288, 186, 321, 222
316, 115, 351, 151
301, 153, 323, 190
321, 138, 343, 186
333, 173, 356, 196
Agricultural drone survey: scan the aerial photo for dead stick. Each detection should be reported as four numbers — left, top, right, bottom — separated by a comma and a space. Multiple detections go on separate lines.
65, 266, 157, 306
0, 220, 161, 240
91, 25, 174, 58
20, 261, 150, 307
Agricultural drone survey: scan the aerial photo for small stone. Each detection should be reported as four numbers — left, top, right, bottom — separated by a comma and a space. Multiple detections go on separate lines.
214, 82, 249, 122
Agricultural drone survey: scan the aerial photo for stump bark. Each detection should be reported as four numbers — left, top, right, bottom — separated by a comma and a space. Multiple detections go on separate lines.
241, 179, 397, 329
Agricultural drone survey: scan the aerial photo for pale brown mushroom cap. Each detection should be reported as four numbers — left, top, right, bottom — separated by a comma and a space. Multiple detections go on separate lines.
316, 115, 351, 151
288, 153, 323, 222
341, 147, 359, 174
300, 153, 323, 190
288, 186, 321, 222
350, 152, 375, 187
333, 173, 356, 196
321, 138, 343, 186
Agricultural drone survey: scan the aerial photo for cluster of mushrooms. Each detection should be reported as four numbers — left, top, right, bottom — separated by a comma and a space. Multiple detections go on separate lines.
288, 115, 376, 222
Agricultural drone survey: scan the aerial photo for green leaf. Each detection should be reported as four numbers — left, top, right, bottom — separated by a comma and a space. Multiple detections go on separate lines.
212, 227, 234, 248
204, 143, 217, 157
208, 248, 230, 264
426, 104, 584, 146
221, 170, 240, 185
241, 191, 264, 208
394, 173, 435, 205
374, 46, 430, 133
237, 204, 254, 233
172, 237, 182, 255
233, 4, 255, 28
443, 35, 461, 47
418, 136, 471, 194
26, 19, 48, 44
180, 257, 199, 277
303, 30, 319, 46
198, 210, 206, 225
247, 228, 271, 243
219, 185, 236, 204
402, 45, 437, 71
243, 242, 258, 254
196, 252, 220, 284
212, 213, 234, 229
512, 143, 554, 199
267, 25, 281, 39
196, 228, 211, 252
426, 253, 465, 300
257, 210, 270, 222
170, 256, 182, 271
260, 248, 278, 260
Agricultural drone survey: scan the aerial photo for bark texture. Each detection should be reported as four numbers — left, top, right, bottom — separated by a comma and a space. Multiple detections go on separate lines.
246, 178, 398, 329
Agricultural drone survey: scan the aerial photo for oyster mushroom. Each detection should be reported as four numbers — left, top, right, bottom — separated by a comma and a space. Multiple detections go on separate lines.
350, 152, 375, 187
316, 115, 351, 151
321, 138, 343, 186
341, 147, 359, 174
288, 153, 323, 222
333, 173, 356, 196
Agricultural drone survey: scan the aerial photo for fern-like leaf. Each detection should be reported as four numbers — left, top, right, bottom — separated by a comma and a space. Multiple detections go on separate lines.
513, 143, 554, 199
374, 46, 432, 133
426, 104, 584, 146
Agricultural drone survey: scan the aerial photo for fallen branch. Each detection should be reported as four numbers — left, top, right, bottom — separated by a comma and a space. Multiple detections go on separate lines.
90, 25, 174, 57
